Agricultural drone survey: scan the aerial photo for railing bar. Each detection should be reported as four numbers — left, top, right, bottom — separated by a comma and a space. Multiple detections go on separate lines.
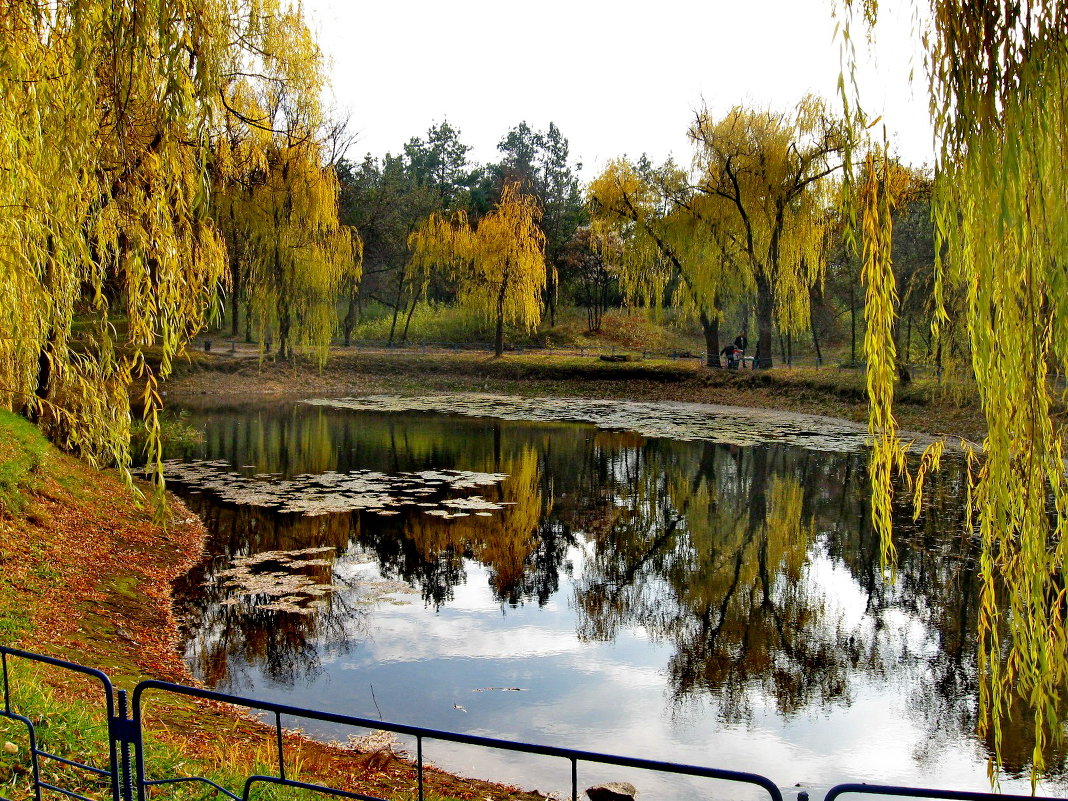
571, 756, 577, 801
2, 652, 9, 714
117, 690, 132, 801
275, 710, 285, 781
0, 647, 113, 690
133, 680, 783, 799
416, 735, 424, 801
32, 749, 111, 776
143, 776, 242, 800
243, 774, 388, 801
35, 782, 105, 801
824, 784, 1053, 801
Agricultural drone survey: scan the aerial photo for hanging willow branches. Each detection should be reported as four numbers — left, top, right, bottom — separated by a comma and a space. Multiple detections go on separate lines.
0, 0, 350, 498
587, 99, 843, 368
843, 0, 1068, 780
408, 183, 547, 357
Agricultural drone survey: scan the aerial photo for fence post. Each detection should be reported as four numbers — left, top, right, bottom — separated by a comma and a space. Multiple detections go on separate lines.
114, 690, 134, 801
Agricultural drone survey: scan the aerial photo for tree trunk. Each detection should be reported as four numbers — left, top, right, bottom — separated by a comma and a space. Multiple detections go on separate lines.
401, 286, 422, 342
849, 282, 857, 365
342, 292, 358, 347
755, 272, 774, 369
275, 245, 291, 359
387, 269, 405, 346
229, 205, 241, 338
545, 266, 557, 327
809, 292, 823, 365
494, 282, 507, 358
230, 285, 240, 338
700, 309, 721, 368
278, 303, 291, 360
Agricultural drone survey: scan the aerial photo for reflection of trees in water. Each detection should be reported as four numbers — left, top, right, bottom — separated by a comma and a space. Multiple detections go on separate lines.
173, 500, 360, 691
366, 441, 576, 607
171, 407, 1068, 776
573, 444, 852, 721
173, 422, 590, 686
571, 439, 1067, 775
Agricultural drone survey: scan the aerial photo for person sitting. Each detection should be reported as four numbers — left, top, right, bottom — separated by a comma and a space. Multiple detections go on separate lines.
734, 331, 748, 366
720, 344, 741, 369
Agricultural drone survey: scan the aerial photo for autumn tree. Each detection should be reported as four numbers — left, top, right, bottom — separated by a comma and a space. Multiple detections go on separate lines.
588, 157, 747, 365
689, 97, 847, 368
844, 0, 1068, 778
558, 227, 619, 333
408, 183, 547, 357
404, 121, 476, 209
496, 122, 586, 324
337, 154, 438, 344
0, 0, 342, 492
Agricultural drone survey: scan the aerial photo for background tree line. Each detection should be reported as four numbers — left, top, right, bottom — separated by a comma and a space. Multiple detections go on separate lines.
217, 111, 957, 377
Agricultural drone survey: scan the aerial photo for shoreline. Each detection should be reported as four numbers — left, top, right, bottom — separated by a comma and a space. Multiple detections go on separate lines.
0, 350, 985, 799
164, 348, 987, 443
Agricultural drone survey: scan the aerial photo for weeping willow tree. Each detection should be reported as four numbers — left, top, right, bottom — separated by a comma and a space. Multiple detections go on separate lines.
215, 121, 360, 361
844, 0, 1068, 780
587, 98, 841, 369
0, 0, 340, 494
408, 183, 547, 357
587, 157, 749, 365
689, 97, 846, 368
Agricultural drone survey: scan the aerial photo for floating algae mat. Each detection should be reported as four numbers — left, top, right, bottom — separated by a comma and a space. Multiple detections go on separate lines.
301, 393, 880, 452
208, 546, 419, 615
161, 460, 510, 517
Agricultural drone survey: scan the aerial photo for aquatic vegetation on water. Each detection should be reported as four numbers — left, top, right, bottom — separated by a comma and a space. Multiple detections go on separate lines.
208, 546, 419, 615
301, 393, 889, 453
161, 459, 509, 517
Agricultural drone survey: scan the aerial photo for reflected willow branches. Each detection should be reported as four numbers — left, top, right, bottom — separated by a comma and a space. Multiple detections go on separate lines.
166, 403, 1068, 778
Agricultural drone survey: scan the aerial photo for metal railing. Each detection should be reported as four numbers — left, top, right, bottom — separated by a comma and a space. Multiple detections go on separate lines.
0, 646, 1059, 801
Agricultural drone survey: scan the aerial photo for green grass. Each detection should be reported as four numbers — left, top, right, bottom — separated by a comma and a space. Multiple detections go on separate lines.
348, 301, 495, 344
0, 662, 347, 801
338, 303, 706, 354
0, 410, 49, 517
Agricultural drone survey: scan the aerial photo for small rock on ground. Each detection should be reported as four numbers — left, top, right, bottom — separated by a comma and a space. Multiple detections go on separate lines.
586, 782, 638, 801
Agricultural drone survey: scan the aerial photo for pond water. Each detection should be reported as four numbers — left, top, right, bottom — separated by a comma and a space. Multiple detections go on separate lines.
166, 395, 1067, 800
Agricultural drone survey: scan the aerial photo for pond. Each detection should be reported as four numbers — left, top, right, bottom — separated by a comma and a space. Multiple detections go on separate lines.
166, 394, 1067, 799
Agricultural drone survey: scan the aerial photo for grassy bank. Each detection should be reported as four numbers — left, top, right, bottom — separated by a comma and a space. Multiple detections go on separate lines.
0, 410, 536, 801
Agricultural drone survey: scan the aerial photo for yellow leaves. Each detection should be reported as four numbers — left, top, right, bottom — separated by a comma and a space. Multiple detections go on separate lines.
409, 183, 546, 355
845, 1, 1068, 780
0, 0, 342, 500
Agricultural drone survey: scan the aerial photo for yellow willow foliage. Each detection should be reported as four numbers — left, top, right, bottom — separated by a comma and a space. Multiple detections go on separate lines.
843, 0, 1068, 779
218, 138, 360, 363
0, 0, 329, 496
211, 15, 360, 365
587, 158, 748, 321
858, 148, 914, 569
689, 98, 844, 337
409, 183, 546, 356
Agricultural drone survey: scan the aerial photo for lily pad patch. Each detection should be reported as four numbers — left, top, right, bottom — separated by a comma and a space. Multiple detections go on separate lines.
159, 459, 509, 519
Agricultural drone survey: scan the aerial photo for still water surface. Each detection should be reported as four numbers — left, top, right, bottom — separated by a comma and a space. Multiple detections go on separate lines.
166, 397, 1067, 799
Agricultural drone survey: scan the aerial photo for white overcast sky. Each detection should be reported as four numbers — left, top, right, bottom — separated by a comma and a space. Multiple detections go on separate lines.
303, 0, 934, 176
